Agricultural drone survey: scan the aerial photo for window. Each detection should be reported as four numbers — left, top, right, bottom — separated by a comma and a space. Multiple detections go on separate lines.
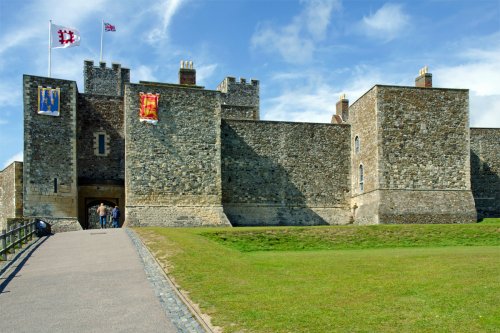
94, 132, 109, 156
355, 136, 360, 154
54, 178, 58, 193
359, 164, 364, 192
98, 134, 105, 154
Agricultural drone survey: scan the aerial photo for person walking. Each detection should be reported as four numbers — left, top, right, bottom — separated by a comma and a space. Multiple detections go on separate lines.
97, 203, 107, 229
111, 205, 120, 228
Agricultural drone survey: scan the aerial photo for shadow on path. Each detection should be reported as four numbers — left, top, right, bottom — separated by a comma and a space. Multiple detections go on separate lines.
0, 236, 50, 294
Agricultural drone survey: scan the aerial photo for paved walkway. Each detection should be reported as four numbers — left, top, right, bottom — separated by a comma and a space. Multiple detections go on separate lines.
0, 229, 205, 333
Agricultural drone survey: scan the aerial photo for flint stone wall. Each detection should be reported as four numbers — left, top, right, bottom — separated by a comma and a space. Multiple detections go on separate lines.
221, 120, 351, 226
378, 86, 471, 190
84, 60, 130, 97
0, 162, 23, 231
217, 77, 259, 120
77, 94, 124, 183
470, 128, 500, 218
23, 75, 81, 231
349, 85, 476, 224
124, 83, 230, 226
349, 87, 379, 224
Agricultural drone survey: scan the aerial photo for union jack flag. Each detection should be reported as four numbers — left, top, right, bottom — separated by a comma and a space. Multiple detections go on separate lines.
104, 22, 116, 32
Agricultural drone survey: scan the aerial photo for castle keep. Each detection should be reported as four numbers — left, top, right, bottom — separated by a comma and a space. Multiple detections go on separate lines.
0, 61, 498, 232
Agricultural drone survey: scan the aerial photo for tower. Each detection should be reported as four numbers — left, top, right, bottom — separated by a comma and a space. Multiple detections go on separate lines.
348, 68, 476, 224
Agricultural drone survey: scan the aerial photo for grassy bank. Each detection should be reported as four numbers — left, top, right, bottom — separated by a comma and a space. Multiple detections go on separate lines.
135, 222, 500, 333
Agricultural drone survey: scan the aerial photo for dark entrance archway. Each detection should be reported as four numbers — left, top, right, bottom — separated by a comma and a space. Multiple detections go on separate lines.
85, 199, 118, 229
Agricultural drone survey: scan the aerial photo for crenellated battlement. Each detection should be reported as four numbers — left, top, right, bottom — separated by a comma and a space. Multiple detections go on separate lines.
217, 76, 260, 120
217, 76, 259, 93
84, 60, 130, 96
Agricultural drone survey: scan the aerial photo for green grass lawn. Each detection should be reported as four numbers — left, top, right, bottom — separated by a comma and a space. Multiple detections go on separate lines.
135, 221, 500, 333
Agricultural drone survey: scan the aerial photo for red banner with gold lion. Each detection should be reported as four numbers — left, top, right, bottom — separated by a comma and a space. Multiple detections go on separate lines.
139, 93, 160, 125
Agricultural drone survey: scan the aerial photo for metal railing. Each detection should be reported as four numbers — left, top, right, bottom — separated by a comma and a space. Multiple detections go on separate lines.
1, 220, 37, 260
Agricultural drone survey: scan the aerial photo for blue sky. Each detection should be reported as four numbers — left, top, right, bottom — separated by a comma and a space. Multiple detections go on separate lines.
0, 0, 499, 169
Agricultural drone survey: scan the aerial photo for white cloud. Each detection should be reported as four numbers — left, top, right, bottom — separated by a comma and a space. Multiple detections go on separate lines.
358, 3, 410, 42
303, 0, 340, 39
0, 0, 111, 55
132, 65, 159, 82
252, 0, 339, 64
252, 24, 315, 64
0, 81, 22, 108
3, 151, 23, 169
469, 93, 500, 128
433, 34, 500, 128
435, 57, 500, 97
196, 64, 218, 85
146, 0, 186, 44
262, 65, 383, 123
263, 86, 337, 123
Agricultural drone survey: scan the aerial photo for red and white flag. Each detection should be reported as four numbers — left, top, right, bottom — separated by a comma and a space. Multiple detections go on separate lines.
50, 23, 80, 48
104, 22, 116, 32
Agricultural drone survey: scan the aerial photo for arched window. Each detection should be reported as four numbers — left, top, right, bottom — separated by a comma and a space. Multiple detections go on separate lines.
359, 164, 364, 192
355, 136, 360, 153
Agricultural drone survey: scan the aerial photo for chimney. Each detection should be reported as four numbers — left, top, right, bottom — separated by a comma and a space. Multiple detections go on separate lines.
415, 66, 432, 88
335, 93, 349, 123
179, 60, 196, 85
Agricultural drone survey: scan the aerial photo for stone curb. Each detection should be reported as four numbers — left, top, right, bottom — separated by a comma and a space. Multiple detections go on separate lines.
125, 228, 210, 333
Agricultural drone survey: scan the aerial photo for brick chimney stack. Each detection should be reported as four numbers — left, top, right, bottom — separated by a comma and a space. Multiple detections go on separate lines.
179, 60, 196, 85
333, 94, 349, 123
415, 66, 432, 88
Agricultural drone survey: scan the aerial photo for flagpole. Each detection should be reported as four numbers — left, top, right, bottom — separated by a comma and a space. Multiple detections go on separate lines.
100, 19, 104, 62
48, 20, 52, 77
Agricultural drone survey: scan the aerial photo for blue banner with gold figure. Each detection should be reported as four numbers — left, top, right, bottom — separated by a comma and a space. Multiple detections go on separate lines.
38, 87, 60, 116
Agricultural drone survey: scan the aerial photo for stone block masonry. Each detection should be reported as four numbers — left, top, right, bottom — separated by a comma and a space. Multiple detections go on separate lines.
218, 77, 260, 120
0, 162, 23, 231
221, 120, 352, 226
124, 82, 230, 227
349, 87, 379, 224
350, 85, 477, 224
470, 128, 500, 218
84, 60, 130, 97
23, 75, 81, 232
2, 61, 497, 232
77, 94, 124, 183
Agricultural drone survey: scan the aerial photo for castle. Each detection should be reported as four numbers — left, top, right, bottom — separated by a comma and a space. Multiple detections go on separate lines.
0, 60, 498, 232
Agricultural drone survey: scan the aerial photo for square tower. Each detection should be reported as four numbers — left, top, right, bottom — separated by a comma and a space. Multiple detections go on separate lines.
349, 82, 476, 224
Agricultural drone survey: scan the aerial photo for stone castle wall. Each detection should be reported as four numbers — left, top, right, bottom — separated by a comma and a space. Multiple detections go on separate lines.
84, 60, 130, 97
377, 86, 471, 190
23, 75, 81, 232
349, 87, 380, 224
124, 83, 230, 226
217, 77, 259, 120
4, 61, 498, 232
221, 120, 351, 226
470, 128, 500, 218
377, 86, 476, 224
0, 162, 23, 231
77, 94, 124, 183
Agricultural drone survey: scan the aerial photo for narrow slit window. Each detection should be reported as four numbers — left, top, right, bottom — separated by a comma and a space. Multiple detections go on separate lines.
355, 136, 360, 154
54, 178, 58, 193
98, 134, 105, 155
359, 165, 364, 192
